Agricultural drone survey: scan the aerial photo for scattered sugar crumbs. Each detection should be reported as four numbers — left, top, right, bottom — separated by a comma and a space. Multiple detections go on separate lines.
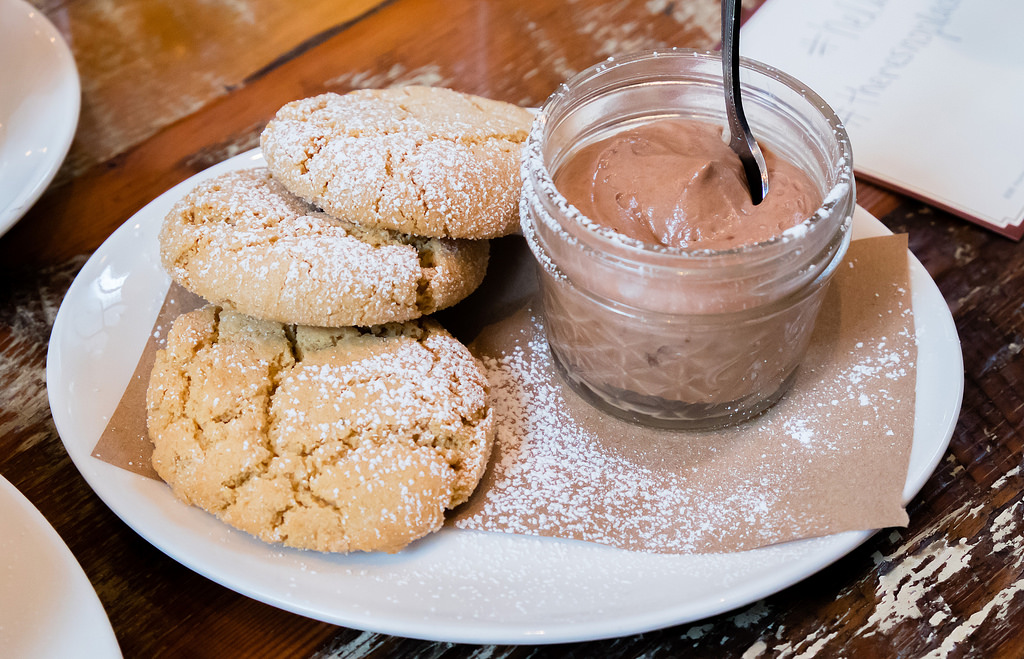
452, 235, 916, 555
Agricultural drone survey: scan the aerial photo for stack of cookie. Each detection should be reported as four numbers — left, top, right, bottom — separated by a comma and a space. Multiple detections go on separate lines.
146, 87, 534, 554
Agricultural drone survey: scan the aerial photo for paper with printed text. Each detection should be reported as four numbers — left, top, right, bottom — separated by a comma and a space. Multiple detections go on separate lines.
742, 0, 1024, 238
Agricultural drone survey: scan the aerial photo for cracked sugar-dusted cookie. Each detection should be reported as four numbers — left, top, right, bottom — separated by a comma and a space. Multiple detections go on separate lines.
260, 86, 534, 239
146, 305, 494, 554
159, 167, 488, 328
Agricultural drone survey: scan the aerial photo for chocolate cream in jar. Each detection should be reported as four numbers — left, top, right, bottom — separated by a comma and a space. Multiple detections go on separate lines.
520, 49, 855, 429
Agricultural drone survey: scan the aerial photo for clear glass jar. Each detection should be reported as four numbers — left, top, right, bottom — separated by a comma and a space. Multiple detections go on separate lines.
520, 49, 854, 429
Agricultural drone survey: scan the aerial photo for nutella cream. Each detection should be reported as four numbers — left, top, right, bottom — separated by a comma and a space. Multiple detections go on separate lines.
520, 50, 854, 428
554, 118, 821, 250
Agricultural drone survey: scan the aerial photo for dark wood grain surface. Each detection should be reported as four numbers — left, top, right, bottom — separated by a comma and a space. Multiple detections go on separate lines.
2, 1, 1021, 657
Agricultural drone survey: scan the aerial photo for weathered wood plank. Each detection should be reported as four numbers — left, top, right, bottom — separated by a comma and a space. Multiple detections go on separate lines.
2, 0, 1022, 657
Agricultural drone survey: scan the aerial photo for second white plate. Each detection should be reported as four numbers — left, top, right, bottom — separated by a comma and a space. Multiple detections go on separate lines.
0, 474, 121, 657
0, 0, 80, 236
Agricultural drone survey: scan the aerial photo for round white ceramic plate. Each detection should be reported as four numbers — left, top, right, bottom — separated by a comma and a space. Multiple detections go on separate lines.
0, 474, 122, 657
47, 149, 963, 645
0, 0, 80, 236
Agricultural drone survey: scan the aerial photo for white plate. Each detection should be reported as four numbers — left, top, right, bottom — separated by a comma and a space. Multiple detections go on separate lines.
0, 0, 80, 236
0, 474, 121, 657
46, 149, 963, 645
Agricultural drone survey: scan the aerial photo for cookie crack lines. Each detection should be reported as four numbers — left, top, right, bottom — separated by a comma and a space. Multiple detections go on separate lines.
405, 152, 436, 234
426, 131, 529, 148
298, 136, 323, 176
269, 503, 296, 534
414, 242, 439, 315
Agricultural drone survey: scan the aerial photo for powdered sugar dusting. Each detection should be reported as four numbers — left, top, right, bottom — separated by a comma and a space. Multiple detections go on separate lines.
260, 87, 533, 239
159, 167, 487, 327
149, 308, 493, 553
456, 312, 801, 552
454, 236, 916, 554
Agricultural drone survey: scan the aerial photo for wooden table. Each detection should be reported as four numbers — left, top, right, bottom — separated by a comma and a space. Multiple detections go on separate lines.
2, 0, 1022, 656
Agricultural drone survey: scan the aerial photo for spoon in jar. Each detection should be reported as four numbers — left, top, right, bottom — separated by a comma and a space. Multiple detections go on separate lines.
721, 0, 769, 204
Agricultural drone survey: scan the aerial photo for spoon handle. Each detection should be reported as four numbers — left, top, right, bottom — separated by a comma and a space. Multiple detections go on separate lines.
722, 0, 770, 205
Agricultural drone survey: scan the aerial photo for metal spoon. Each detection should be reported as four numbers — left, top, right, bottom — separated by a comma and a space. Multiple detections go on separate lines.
722, 0, 769, 205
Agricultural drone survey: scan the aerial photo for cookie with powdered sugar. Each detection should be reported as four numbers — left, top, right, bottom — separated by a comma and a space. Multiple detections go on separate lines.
146, 305, 494, 554
260, 86, 533, 239
159, 167, 488, 328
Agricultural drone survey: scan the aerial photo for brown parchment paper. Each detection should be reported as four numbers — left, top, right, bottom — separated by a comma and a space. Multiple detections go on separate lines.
91, 287, 206, 480
93, 233, 916, 554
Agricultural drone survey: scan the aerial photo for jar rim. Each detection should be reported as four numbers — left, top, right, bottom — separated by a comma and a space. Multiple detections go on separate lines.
524, 47, 854, 261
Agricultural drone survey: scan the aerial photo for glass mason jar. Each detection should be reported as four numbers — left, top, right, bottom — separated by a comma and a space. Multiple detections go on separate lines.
520, 49, 855, 429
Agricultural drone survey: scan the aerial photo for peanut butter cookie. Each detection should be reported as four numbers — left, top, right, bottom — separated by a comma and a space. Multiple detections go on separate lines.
146, 305, 494, 554
260, 86, 533, 239
159, 167, 488, 328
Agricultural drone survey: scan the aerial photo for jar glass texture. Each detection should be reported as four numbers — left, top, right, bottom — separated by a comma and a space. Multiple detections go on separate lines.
519, 49, 855, 429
